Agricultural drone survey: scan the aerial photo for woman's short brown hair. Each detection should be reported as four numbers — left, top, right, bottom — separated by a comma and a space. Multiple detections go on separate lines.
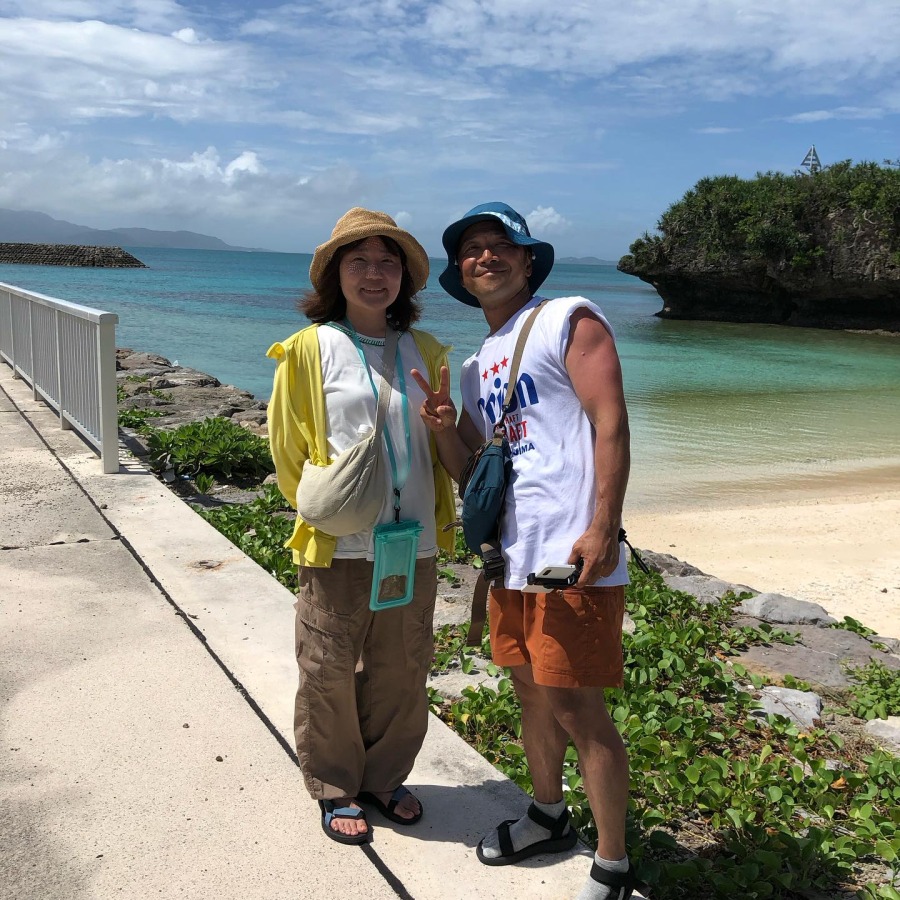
299, 236, 422, 331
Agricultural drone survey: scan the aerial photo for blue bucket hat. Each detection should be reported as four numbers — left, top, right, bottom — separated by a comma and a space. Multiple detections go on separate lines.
439, 201, 555, 307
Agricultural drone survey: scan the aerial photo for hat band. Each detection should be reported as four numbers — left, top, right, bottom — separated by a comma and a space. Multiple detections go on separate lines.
487, 211, 528, 237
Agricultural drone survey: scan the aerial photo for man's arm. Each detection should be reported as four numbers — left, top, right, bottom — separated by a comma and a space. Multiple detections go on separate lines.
564, 307, 631, 585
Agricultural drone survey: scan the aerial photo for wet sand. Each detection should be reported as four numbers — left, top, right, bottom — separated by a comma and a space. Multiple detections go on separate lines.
625, 467, 900, 639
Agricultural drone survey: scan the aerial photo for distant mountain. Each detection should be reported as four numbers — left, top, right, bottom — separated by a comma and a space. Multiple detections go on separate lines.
558, 255, 617, 266
0, 208, 264, 252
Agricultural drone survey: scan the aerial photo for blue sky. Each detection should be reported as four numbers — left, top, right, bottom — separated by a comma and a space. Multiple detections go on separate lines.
1, 0, 898, 258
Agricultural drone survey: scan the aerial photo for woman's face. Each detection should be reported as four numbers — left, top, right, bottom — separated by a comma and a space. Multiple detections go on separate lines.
338, 236, 403, 323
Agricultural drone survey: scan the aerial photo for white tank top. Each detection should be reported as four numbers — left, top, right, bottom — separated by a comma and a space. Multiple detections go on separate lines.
460, 296, 629, 589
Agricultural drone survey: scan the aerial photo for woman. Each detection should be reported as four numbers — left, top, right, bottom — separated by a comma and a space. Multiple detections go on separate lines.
266, 208, 455, 845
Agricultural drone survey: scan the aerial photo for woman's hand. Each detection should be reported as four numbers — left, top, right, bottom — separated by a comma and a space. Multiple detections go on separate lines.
410, 365, 457, 433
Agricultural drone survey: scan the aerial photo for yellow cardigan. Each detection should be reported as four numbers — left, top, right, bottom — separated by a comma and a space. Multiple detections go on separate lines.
266, 324, 456, 567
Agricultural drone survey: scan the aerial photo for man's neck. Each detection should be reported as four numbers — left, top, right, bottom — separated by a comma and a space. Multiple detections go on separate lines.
483, 284, 534, 334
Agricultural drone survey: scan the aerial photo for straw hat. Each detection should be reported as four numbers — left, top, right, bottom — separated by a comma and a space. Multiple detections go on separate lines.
309, 207, 429, 294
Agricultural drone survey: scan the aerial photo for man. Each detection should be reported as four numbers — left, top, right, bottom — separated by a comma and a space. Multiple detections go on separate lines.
412, 202, 634, 900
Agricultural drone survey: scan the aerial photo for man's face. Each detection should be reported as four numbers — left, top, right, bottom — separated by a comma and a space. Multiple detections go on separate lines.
456, 221, 532, 308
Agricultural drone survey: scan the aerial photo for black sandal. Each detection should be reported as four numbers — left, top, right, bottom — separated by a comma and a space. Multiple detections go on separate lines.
476, 802, 578, 866
319, 799, 370, 845
358, 786, 423, 826
589, 859, 636, 899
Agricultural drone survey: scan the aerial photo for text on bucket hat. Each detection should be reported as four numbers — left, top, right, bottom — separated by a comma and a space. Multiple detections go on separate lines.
439, 202, 554, 307
309, 207, 429, 295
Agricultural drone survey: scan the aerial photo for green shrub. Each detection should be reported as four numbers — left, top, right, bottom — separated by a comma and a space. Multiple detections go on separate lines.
117, 383, 164, 431
146, 417, 274, 483
845, 660, 900, 721
623, 160, 900, 274
118, 406, 163, 430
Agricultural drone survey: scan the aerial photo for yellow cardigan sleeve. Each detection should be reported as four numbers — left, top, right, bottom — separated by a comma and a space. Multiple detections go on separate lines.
266, 326, 337, 567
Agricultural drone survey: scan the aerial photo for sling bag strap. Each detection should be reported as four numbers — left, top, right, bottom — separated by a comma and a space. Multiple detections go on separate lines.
496, 298, 549, 430
465, 299, 548, 647
369, 326, 399, 443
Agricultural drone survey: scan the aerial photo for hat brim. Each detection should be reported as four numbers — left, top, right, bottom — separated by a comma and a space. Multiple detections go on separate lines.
310, 224, 429, 295
439, 213, 554, 306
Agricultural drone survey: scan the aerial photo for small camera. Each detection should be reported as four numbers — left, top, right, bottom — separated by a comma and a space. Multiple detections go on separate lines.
524, 559, 583, 591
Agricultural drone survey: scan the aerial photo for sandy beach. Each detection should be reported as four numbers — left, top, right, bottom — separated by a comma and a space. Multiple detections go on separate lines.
626, 469, 900, 640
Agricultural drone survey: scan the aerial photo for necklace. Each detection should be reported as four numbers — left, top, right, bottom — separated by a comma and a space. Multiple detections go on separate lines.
328, 321, 385, 346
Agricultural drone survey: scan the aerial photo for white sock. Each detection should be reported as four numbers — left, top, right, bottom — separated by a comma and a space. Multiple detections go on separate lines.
576, 853, 630, 900
479, 798, 568, 859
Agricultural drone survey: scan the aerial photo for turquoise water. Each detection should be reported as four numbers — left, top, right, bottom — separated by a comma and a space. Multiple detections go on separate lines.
3, 247, 899, 510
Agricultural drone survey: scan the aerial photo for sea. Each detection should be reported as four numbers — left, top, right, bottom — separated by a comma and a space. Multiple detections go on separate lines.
3, 247, 899, 513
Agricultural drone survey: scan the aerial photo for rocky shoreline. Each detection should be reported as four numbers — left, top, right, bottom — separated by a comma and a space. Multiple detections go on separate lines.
116, 347, 900, 755
116, 347, 268, 435
615, 262, 900, 332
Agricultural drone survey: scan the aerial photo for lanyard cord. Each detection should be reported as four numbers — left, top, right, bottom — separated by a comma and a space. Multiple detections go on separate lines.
343, 323, 411, 522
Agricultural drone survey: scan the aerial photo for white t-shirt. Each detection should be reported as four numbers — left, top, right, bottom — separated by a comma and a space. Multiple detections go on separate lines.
317, 325, 437, 559
460, 296, 628, 589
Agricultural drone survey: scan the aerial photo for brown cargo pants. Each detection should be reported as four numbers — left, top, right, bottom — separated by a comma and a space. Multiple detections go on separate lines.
293, 556, 437, 800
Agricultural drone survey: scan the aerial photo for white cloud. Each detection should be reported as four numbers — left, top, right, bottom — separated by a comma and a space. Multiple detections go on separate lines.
1, 1, 899, 255
172, 27, 199, 44
224, 150, 263, 180
0, 142, 376, 246
393, 210, 412, 228
526, 206, 570, 235
782, 106, 884, 123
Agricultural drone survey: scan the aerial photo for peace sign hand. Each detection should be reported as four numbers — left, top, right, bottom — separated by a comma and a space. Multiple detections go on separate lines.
410, 365, 457, 432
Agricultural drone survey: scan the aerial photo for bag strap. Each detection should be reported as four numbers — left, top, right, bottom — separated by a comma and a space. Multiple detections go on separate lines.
467, 570, 490, 648
323, 322, 398, 441
371, 326, 399, 440
497, 298, 549, 428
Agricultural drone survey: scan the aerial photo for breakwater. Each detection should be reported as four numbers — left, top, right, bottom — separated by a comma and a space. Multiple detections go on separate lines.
0, 243, 146, 268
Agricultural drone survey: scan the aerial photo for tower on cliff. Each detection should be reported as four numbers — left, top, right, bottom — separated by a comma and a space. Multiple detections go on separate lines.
801, 145, 822, 174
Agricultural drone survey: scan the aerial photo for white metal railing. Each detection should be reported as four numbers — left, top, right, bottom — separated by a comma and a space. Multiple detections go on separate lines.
0, 281, 119, 473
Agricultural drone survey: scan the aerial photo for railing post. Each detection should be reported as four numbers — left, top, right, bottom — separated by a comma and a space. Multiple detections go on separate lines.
28, 302, 38, 400
10, 296, 19, 378
55, 308, 68, 428
97, 313, 119, 473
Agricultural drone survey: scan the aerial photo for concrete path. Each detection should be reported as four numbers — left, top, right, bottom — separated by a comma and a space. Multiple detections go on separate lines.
1, 365, 641, 900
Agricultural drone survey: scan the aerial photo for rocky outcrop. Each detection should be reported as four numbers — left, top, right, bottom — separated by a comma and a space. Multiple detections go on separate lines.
0, 242, 145, 267
116, 348, 267, 441
618, 249, 900, 331
618, 164, 900, 331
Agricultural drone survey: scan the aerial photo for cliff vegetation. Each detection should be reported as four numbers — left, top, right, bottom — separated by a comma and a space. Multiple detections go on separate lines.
618, 160, 900, 330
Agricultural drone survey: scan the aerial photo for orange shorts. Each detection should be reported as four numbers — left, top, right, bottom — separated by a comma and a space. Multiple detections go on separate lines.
489, 585, 626, 688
